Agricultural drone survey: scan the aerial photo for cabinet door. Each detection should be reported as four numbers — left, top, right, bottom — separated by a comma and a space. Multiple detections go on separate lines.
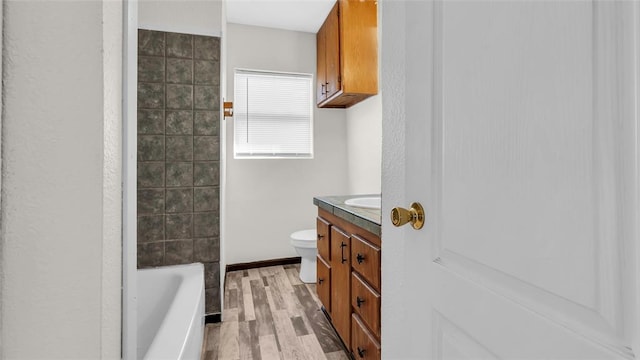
330, 226, 351, 346
351, 313, 381, 360
317, 255, 331, 312
324, 2, 341, 99
316, 22, 327, 104
316, 217, 330, 261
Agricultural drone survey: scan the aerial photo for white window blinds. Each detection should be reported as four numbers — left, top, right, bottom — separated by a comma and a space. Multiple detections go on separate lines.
234, 69, 313, 158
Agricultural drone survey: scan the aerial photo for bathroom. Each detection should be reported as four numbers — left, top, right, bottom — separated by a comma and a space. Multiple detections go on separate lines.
2, 0, 640, 359
135, 0, 382, 357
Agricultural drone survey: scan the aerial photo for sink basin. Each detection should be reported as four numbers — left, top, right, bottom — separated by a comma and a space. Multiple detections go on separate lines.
344, 196, 381, 210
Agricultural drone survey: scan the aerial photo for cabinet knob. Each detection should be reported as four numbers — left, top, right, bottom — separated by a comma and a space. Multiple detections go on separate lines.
356, 296, 366, 308
357, 347, 366, 358
317, 234, 324, 241
356, 253, 365, 264
318, 278, 324, 284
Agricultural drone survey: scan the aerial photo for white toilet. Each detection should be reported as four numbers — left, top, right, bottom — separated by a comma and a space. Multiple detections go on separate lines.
290, 229, 317, 283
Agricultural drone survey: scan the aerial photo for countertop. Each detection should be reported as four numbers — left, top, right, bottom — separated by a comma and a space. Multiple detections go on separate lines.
313, 195, 381, 237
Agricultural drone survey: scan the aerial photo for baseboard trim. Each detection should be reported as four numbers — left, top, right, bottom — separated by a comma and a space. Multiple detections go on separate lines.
204, 313, 221, 324
225, 256, 301, 272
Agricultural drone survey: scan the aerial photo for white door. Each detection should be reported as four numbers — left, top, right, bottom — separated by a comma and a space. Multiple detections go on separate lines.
381, 1, 640, 359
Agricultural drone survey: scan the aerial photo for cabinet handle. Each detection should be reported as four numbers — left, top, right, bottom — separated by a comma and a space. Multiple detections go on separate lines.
356, 253, 365, 264
356, 296, 366, 308
317, 234, 324, 241
321, 83, 326, 95
340, 241, 347, 264
357, 347, 366, 358
318, 278, 324, 284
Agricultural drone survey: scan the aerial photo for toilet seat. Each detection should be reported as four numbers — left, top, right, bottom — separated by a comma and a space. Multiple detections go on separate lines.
290, 229, 317, 249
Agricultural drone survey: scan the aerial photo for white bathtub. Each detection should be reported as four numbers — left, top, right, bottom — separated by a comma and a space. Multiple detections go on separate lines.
137, 263, 205, 360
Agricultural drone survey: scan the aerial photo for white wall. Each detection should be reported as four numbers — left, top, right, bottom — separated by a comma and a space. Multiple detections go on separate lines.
225, 23, 349, 264
102, 1, 124, 358
0, 0, 4, 353
1, 1, 122, 358
346, 95, 382, 194
122, 1, 139, 358
139, 0, 222, 36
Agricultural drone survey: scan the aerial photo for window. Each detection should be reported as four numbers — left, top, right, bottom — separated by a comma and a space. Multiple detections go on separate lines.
233, 69, 313, 159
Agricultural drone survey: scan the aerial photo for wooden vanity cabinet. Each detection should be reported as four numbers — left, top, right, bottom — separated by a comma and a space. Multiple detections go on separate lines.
316, 0, 378, 108
316, 208, 381, 359
316, 2, 340, 104
317, 256, 331, 312
330, 227, 351, 346
317, 217, 331, 261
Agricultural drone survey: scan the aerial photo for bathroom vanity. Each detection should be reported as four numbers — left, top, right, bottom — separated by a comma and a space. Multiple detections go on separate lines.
313, 195, 381, 360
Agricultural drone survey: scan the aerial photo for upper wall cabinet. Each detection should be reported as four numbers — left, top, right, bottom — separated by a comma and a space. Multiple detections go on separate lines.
316, 0, 378, 108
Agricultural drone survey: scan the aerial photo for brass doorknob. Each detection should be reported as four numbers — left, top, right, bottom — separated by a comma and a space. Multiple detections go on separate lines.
390, 202, 425, 229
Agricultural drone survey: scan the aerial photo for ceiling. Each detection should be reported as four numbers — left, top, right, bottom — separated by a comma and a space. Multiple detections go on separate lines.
225, 0, 336, 33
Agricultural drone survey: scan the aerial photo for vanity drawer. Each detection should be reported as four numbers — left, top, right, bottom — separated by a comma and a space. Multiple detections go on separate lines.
317, 217, 331, 261
317, 255, 331, 312
351, 272, 380, 338
351, 313, 381, 360
351, 235, 381, 291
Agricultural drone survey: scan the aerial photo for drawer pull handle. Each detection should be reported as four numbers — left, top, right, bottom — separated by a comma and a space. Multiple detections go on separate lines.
341, 241, 347, 264
356, 253, 365, 264
318, 278, 324, 284
356, 296, 366, 307
357, 347, 366, 358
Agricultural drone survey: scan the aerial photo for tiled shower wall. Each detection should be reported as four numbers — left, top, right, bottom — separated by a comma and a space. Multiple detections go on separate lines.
137, 30, 221, 314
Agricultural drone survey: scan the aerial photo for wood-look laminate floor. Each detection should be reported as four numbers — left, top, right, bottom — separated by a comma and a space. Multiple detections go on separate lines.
202, 264, 350, 360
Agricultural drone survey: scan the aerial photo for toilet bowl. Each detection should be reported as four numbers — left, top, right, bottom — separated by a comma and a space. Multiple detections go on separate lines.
290, 229, 317, 283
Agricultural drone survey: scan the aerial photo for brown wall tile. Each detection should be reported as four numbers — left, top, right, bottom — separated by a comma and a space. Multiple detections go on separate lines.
138, 30, 220, 315
137, 242, 164, 268
166, 188, 193, 213
194, 36, 219, 60
139, 30, 165, 56
138, 135, 165, 161
166, 214, 193, 239
193, 136, 219, 161
194, 85, 218, 110
137, 215, 165, 242
166, 84, 193, 109
194, 237, 220, 263
194, 187, 219, 212
167, 58, 193, 84
165, 239, 194, 265
166, 110, 193, 135
138, 109, 165, 134
194, 111, 219, 136
167, 32, 193, 59
137, 162, 165, 188
138, 82, 165, 109
166, 162, 193, 187
194, 161, 219, 186
138, 189, 165, 214
138, 56, 165, 83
